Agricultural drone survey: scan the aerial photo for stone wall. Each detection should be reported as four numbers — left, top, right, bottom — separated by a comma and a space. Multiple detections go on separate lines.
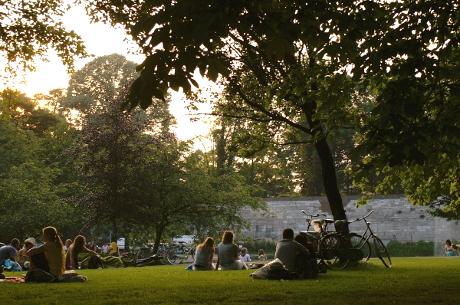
240, 196, 460, 251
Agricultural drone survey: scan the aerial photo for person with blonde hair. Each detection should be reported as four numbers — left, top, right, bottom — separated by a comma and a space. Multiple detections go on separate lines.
26, 226, 65, 282
192, 237, 215, 270
215, 231, 247, 270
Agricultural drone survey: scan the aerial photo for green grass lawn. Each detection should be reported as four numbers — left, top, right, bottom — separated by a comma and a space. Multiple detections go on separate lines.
1, 257, 459, 305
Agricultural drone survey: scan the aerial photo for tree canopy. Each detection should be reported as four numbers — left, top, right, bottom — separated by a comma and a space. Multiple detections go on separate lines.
85, 0, 460, 222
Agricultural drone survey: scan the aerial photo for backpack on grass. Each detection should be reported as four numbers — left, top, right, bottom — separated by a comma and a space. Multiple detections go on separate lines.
250, 258, 296, 280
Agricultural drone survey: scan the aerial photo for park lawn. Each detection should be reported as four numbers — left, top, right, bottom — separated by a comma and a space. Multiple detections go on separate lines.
1, 257, 459, 305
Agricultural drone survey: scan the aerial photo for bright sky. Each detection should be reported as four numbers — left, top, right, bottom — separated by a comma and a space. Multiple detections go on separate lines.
1, 5, 214, 149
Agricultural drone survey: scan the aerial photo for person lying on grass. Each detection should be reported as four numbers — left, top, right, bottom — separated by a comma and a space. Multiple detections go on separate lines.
66, 235, 101, 270
215, 231, 248, 271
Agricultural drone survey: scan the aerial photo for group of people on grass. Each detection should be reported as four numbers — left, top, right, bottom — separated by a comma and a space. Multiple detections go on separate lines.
0, 226, 104, 282
6, 226, 457, 282
191, 228, 317, 279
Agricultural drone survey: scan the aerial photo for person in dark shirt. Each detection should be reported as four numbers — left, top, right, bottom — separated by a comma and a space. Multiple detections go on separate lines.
274, 229, 310, 278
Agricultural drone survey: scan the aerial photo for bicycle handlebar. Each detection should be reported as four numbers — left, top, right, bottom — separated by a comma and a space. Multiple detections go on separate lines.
301, 210, 327, 218
350, 210, 374, 223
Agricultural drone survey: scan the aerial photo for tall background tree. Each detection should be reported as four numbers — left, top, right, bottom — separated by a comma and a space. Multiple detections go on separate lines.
64, 54, 172, 237
63, 54, 263, 244
0, 89, 85, 240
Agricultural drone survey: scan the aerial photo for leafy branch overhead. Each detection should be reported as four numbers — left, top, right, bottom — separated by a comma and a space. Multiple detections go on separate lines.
0, 0, 87, 72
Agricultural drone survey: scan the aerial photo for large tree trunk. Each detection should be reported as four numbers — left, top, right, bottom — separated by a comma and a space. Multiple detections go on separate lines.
153, 224, 165, 254
314, 136, 349, 233
111, 219, 119, 240
303, 102, 349, 233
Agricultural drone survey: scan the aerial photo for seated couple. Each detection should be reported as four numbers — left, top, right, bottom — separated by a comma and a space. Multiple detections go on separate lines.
274, 228, 318, 279
192, 231, 248, 271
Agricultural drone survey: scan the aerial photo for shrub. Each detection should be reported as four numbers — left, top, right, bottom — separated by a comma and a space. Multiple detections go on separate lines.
238, 238, 277, 256
386, 240, 434, 257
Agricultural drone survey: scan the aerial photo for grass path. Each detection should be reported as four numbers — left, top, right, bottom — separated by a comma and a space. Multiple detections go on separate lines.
1, 257, 459, 305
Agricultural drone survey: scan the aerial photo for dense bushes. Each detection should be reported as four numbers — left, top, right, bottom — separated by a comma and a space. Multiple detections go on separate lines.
386, 240, 435, 257
239, 238, 277, 256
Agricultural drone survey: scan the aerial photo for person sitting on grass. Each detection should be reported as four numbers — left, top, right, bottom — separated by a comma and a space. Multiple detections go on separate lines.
109, 239, 119, 256
215, 231, 248, 270
64, 239, 73, 252
444, 240, 458, 256
26, 226, 66, 282
0, 238, 22, 271
66, 235, 101, 270
275, 228, 311, 279
192, 237, 215, 270
258, 249, 268, 262
17, 237, 36, 269
239, 247, 251, 263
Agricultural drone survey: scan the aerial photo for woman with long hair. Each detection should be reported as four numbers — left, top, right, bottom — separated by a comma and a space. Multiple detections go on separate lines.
26, 226, 66, 282
192, 237, 215, 270
215, 231, 247, 270
65, 235, 100, 270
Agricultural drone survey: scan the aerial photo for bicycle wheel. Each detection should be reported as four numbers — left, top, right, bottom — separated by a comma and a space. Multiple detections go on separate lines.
319, 233, 348, 270
166, 247, 181, 264
121, 251, 137, 267
373, 236, 392, 268
349, 233, 371, 262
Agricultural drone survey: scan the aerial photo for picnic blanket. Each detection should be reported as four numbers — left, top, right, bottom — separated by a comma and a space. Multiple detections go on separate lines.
0, 276, 25, 283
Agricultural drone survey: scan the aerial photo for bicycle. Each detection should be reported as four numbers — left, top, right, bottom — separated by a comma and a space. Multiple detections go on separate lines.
122, 243, 174, 266
300, 210, 334, 250
349, 210, 391, 268
319, 210, 392, 269
300, 210, 338, 269
165, 241, 195, 264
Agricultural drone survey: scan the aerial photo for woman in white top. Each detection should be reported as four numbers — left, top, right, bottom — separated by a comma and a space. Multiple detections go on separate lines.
215, 231, 247, 270
193, 237, 215, 270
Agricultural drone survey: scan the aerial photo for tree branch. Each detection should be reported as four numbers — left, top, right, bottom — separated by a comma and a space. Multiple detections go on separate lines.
232, 82, 312, 135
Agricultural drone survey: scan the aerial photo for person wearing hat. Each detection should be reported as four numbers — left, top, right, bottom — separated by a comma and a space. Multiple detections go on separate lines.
17, 237, 36, 269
